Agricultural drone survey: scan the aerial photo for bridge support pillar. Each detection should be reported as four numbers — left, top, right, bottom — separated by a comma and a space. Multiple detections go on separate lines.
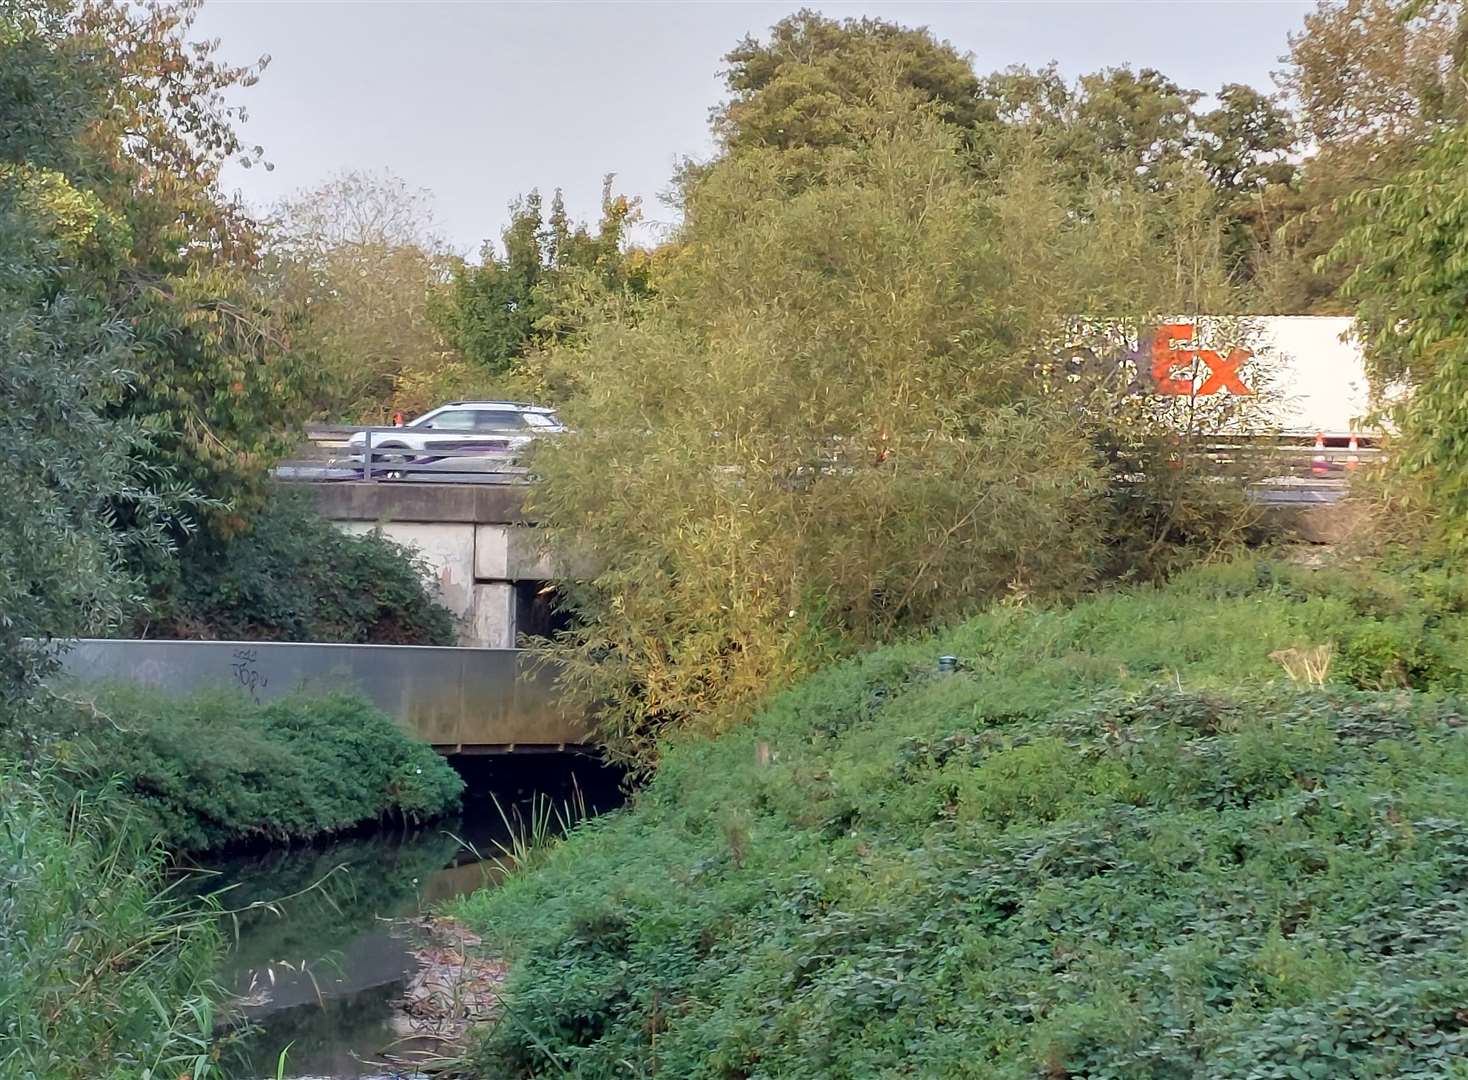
471, 582, 517, 649
312, 484, 580, 650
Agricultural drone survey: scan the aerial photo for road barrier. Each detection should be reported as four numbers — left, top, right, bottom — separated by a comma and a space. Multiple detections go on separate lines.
274, 424, 532, 484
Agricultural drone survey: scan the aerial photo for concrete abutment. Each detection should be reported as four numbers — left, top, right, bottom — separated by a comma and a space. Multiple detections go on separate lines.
313, 483, 568, 649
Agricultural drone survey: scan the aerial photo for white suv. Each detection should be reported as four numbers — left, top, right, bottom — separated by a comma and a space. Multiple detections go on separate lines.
347, 401, 566, 471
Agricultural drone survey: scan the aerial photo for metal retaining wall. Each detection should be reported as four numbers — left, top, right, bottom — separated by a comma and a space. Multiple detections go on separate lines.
58, 639, 588, 753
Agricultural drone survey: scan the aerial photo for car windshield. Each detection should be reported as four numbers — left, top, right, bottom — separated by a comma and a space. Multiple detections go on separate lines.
419, 410, 475, 431
414, 407, 557, 432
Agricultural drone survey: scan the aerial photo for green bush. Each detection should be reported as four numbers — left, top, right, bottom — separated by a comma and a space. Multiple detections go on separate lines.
0, 762, 224, 1080
136, 492, 457, 645
529, 86, 1267, 765
455, 554, 1468, 1078
49, 686, 464, 852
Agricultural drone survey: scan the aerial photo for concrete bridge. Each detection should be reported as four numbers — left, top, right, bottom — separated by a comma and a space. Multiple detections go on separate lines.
301, 473, 1358, 654
310, 481, 571, 649
59, 639, 588, 754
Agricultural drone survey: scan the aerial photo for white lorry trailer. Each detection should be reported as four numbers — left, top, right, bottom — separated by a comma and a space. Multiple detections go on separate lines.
1240, 316, 1376, 443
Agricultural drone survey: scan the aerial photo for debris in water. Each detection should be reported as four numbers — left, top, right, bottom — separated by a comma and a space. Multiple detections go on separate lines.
383, 916, 506, 1056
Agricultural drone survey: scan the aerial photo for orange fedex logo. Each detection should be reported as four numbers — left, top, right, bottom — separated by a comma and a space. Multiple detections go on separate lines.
1150, 323, 1252, 397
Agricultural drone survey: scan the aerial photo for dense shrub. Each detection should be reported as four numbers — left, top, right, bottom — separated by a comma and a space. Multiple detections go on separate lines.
48, 687, 463, 851
0, 763, 223, 1080
531, 87, 1267, 765
456, 555, 1468, 1078
135, 492, 457, 645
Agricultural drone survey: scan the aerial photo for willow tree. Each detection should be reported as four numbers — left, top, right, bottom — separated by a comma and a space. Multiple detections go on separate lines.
524, 75, 1257, 764
1333, 118, 1468, 544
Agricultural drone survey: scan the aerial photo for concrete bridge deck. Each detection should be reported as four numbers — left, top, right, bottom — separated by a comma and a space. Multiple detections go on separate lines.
59, 639, 588, 754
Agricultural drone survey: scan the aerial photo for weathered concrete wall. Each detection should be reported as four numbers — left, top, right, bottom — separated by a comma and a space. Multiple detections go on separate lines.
470, 581, 516, 648
313, 483, 555, 649
312, 482, 533, 526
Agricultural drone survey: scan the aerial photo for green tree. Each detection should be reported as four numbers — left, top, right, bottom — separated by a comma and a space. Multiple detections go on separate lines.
1197, 85, 1298, 199
1068, 67, 1201, 188
717, 17, 1295, 291
975, 67, 1297, 286
1196, 84, 1299, 285
0, 1, 187, 706
431, 179, 650, 388
0, 198, 152, 703
267, 169, 456, 419
1332, 118, 1468, 542
716, 10, 982, 153
3, 0, 318, 534
1257, 0, 1467, 312
83, 1, 316, 530
1284, 0, 1466, 150
530, 80, 1256, 765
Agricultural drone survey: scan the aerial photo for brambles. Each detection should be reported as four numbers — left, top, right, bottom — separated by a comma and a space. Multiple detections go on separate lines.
455, 555, 1468, 1078
138, 492, 458, 645
47, 687, 464, 852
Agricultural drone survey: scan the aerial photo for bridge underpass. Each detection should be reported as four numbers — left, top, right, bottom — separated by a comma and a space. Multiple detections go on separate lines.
59, 639, 588, 754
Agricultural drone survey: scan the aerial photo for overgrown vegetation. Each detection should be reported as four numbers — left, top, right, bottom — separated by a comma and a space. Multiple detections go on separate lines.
457, 555, 1468, 1077
3, 0, 452, 661
47, 687, 464, 852
0, 764, 224, 1080
530, 81, 1273, 762
7, 0, 1468, 1073
1334, 118, 1468, 549
0, 2, 491, 1073
134, 493, 457, 644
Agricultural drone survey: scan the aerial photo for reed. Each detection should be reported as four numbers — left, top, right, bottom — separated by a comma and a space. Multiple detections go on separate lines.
485, 781, 591, 877
0, 762, 226, 1079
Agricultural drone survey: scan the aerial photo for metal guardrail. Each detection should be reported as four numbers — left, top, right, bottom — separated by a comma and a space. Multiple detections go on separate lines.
56, 639, 588, 753
276, 424, 532, 484
275, 424, 1382, 490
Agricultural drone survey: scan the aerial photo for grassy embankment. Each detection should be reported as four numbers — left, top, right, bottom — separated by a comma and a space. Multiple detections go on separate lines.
43, 686, 466, 853
456, 555, 1468, 1078
1, 688, 464, 1077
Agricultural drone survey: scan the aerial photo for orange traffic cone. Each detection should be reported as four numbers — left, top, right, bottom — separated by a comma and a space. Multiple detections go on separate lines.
1311, 433, 1329, 476
1346, 434, 1360, 471
392, 410, 405, 427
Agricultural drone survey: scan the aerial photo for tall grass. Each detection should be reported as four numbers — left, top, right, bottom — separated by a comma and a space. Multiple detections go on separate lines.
0, 762, 225, 1079
483, 782, 591, 877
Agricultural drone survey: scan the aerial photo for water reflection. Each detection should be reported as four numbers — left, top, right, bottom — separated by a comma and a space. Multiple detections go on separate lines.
202, 753, 620, 1079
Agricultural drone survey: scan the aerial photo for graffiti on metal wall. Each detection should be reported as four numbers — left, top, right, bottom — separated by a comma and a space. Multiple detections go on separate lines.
231, 648, 270, 703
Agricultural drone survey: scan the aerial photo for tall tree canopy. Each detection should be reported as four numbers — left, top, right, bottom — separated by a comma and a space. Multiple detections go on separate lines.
531, 68, 1258, 763
0, 0, 316, 534
714, 12, 1301, 300
0, 0, 178, 697
1333, 118, 1468, 544
1255, 0, 1468, 312
716, 10, 983, 152
431, 179, 651, 389
267, 170, 455, 419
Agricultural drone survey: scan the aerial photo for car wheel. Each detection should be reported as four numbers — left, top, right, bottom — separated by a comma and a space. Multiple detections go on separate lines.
372, 441, 411, 479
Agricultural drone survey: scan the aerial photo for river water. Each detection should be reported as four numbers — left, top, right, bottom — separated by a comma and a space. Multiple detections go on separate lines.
199, 754, 622, 1079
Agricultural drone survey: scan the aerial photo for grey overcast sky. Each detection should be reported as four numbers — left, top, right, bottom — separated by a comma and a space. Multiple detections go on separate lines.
194, 0, 1317, 258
